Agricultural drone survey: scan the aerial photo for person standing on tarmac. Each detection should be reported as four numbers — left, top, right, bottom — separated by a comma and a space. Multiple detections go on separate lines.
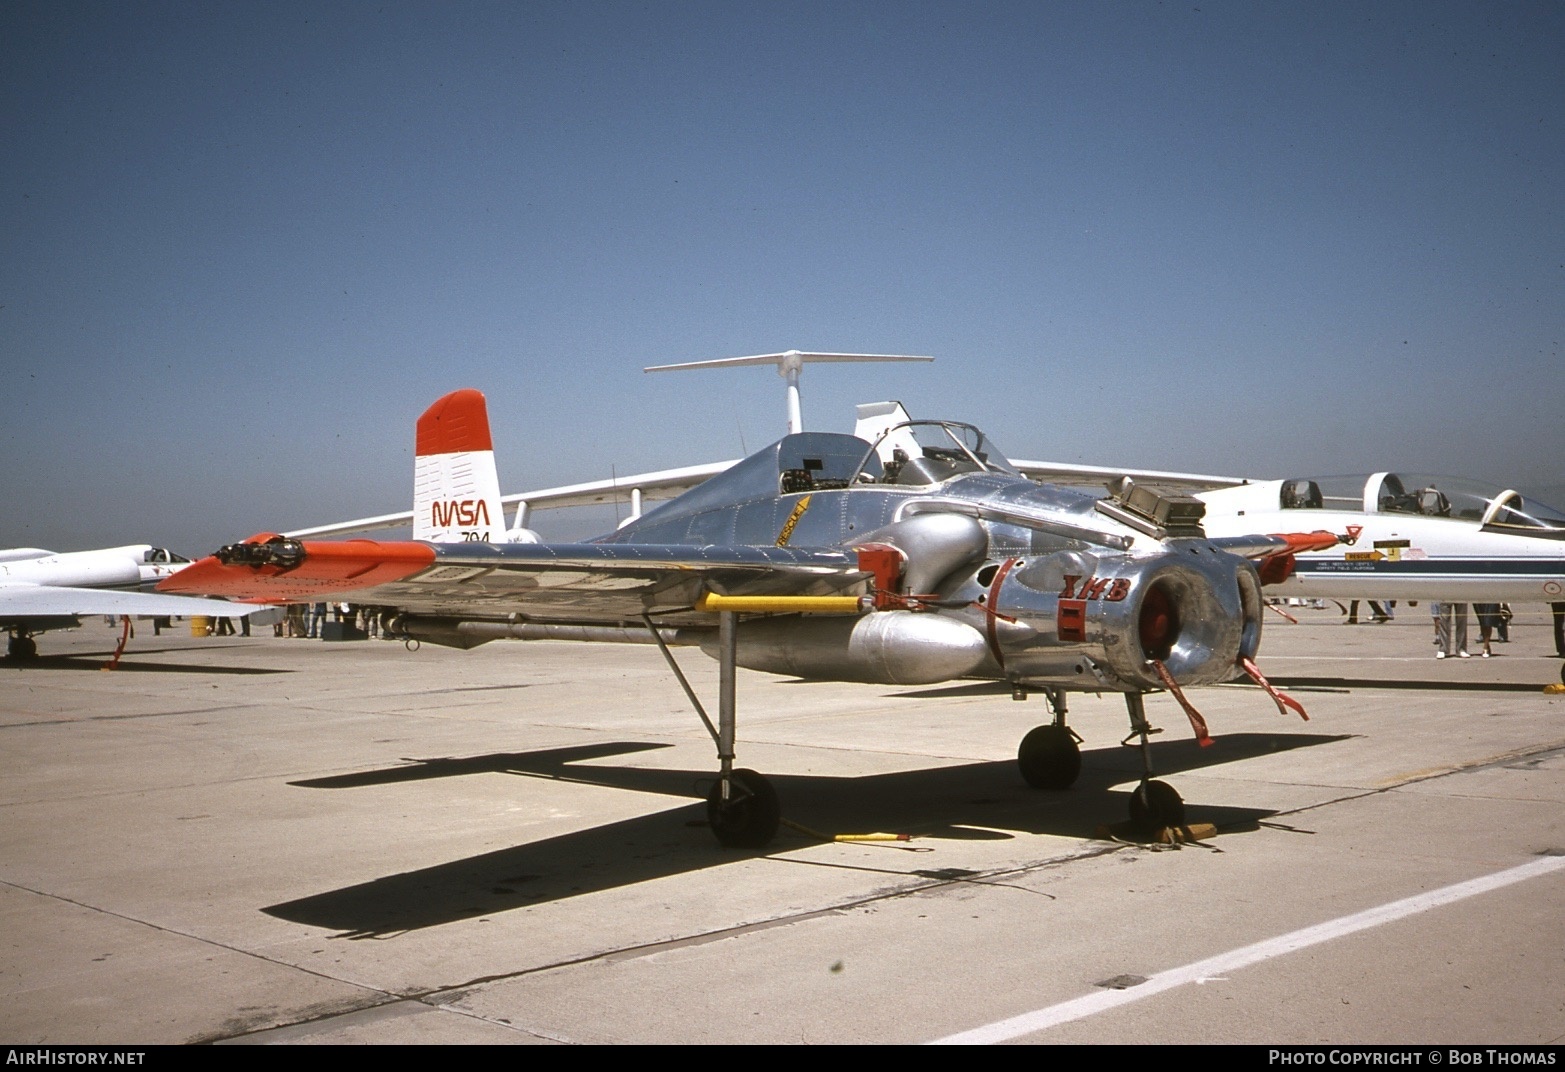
1433, 602, 1471, 659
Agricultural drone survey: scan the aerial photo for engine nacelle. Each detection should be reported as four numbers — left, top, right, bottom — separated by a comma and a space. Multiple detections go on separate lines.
705, 611, 990, 685
985, 544, 1263, 692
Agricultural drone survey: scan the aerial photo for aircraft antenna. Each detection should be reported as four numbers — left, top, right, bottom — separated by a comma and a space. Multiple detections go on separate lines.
644, 350, 933, 435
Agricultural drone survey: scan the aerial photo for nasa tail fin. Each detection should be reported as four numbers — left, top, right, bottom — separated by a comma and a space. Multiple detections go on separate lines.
413, 389, 510, 543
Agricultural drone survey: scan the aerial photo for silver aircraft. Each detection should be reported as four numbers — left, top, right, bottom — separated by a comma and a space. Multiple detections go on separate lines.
164, 388, 1335, 846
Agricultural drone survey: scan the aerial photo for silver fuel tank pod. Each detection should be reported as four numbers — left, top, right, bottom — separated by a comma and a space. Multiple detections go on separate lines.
701, 610, 990, 686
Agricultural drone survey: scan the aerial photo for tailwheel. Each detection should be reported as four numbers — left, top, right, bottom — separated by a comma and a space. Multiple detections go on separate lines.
1128, 779, 1185, 835
1017, 725, 1082, 790
706, 768, 780, 849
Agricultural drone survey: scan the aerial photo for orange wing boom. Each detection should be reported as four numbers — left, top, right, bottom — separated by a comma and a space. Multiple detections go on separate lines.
1256, 530, 1342, 586
159, 534, 436, 603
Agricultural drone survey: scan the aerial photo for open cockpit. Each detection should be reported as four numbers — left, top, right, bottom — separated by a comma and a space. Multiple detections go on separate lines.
852, 419, 1020, 486
1271, 473, 1565, 538
603, 419, 1028, 544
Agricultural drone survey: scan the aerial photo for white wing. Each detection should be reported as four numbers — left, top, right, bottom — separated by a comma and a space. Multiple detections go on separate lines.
1010, 458, 1245, 490
0, 584, 255, 620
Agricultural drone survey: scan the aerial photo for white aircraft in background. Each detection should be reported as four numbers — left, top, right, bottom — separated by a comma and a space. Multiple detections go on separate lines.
1196, 474, 1565, 604
0, 544, 252, 659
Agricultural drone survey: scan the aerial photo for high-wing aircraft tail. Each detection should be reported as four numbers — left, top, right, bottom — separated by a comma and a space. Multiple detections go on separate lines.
412, 389, 537, 544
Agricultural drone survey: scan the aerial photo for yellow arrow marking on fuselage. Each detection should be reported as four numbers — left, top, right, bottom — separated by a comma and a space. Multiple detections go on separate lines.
776, 494, 812, 547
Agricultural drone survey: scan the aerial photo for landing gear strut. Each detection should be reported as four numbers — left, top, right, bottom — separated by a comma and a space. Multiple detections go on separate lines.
1017, 687, 1082, 790
1123, 691, 1185, 834
645, 610, 781, 849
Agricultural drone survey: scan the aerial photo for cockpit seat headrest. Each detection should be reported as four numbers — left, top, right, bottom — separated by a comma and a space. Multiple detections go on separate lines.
1417, 488, 1451, 517
1280, 479, 1323, 509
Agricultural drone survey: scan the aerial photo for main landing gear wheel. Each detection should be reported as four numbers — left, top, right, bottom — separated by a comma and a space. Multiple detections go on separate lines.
7, 634, 38, 660
706, 768, 780, 849
1129, 779, 1185, 835
1017, 725, 1082, 790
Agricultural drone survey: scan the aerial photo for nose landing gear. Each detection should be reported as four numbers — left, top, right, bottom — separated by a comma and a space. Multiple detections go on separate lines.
1123, 691, 1186, 836
6, 630, 39, 660
1128, 778, 1186, 833
1016, 687, 1084, 790
1015, 687, 1188, 835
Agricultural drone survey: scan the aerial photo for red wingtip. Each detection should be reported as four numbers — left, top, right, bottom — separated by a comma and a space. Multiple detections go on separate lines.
416, 389, 493, 456
1276, 530, 1341, 554
159, 540, 436, 601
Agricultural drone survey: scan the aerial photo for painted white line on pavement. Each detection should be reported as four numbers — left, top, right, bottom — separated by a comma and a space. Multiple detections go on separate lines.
929, 854, 1565, 1045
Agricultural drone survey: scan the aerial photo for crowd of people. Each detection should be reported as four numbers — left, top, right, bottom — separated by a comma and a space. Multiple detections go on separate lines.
1424, 601, 1565, 659
150, 603, 393, 639
272, 603, 390, 639
1346, 599, 1565, 660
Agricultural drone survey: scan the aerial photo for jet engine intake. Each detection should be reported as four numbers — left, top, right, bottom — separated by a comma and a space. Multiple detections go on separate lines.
855, 512, 988, 595
989, 545, 1262, 692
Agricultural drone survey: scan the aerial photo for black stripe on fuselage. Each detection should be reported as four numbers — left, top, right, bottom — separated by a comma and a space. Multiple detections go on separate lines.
1296, 559, 1563, 577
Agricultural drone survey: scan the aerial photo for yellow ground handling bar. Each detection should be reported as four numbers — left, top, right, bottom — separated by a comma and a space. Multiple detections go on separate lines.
696, 593, 865, 615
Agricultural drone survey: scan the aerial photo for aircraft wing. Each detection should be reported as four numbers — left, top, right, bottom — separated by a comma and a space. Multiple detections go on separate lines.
1010, 458, 1246, 490
284, 461, 738, 539
161, 536, 866, 627
0, 583, 255, 622
491, 462, 739, 515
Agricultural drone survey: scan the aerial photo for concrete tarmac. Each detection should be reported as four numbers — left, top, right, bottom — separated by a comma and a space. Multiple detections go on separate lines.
2, 606, 1562, 1045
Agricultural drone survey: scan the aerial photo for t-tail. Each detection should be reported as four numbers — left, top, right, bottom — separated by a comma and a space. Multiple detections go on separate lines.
413, 389, 537, 543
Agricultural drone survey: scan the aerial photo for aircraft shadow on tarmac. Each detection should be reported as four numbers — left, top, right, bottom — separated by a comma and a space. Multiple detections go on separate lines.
268, 730, 1350, 937
895, 675, 1556, 697
1261, 675, 1556, 693
4, 650, 291, 675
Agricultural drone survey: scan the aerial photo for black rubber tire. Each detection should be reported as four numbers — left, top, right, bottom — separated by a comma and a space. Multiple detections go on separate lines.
706, 768, 780, 849
1128, 779, 1185, 834
1017, 725, 1082, 790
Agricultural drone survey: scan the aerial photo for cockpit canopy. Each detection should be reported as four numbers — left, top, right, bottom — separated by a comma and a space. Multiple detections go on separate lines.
853, 420, 1019, 486
1276, 473, 1565, 537
618, 421, 1020, 534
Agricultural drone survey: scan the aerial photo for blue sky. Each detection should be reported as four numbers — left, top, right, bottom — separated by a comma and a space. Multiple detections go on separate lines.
3, 1, 1561, 552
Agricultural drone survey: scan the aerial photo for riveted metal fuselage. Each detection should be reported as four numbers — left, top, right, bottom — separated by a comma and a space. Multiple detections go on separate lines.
605, 437, 1263, 693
